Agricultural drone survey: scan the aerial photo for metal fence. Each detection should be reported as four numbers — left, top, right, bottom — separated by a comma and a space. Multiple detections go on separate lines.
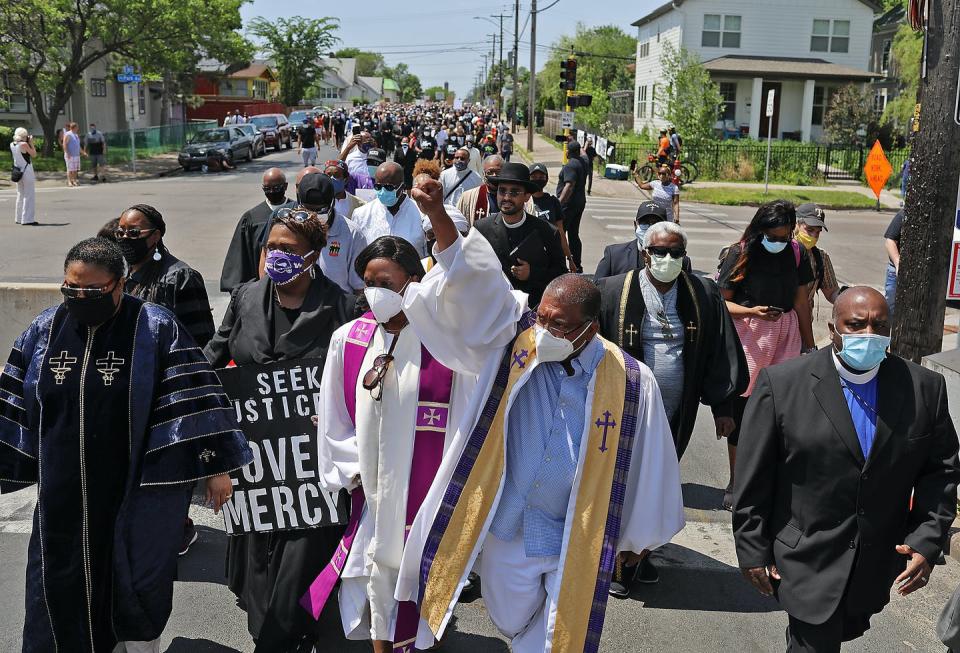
100, 120, 219, 163
604, 141, 910, 186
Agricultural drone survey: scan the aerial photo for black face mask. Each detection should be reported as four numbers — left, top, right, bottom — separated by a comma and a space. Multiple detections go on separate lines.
531, 179, 548, 191
65, 293, 118, 327
118, 237, 151, 265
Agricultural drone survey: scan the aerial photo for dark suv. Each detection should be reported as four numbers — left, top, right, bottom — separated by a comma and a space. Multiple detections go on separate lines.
249, 114, 292, 151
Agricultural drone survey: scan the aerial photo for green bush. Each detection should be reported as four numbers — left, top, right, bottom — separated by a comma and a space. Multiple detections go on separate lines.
0, 125, 13, 151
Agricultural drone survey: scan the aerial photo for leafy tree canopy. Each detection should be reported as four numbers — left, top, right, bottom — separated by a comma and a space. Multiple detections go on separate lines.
248, 16, 339, 107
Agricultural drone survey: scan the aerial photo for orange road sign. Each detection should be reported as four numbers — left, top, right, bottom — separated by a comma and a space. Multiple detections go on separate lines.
863, 140, 893, 199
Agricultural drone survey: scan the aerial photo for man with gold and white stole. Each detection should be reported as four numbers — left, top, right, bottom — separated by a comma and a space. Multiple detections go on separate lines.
393, 178, 685, 652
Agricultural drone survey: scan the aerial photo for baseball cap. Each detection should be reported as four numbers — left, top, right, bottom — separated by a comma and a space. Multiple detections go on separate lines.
796, 203, 828, 230
366, 147, 387, 167
528, 163, 549, 176
297, 173, 334, 207
636, 201, 668, 222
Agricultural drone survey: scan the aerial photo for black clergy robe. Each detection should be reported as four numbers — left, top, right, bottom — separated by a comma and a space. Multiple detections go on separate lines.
596, 269, 749, 457
204, 274, 360, 653
220, 198, 295, 292
0, 296, 252, 652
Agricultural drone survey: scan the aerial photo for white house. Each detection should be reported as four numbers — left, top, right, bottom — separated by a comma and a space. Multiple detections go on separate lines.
632, 0, 882, 142
314, 59, 385, 108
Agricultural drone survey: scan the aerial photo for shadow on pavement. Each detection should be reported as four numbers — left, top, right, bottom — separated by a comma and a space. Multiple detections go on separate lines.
442, 631, 510, 652
177, 525, 228, 585
625, 545, 781, 614
164, 638, 241, 652
682, 482, 725, 510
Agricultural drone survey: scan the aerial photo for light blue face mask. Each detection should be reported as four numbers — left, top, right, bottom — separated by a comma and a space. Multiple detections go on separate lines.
837, 333, 890, 371
635, 223, 650, 244
376, 187, 401, 207
761, 236, 789, 254
367, 165, 379, 178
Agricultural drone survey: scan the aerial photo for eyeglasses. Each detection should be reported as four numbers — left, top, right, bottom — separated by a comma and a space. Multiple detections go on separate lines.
496, 187, 526, 198
362, 353, 394, 401
114, 227, 156, 240
655, 309, 675, 340
61, 278, 120, 299
535, 317, 591, 339
275, 207, 319, 222
373, 182, 403, 192
262, 184, 287, 194
646, 246, 686, 259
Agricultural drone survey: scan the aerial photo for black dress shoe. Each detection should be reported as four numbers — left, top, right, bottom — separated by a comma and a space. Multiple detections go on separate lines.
635, 557, 660, 584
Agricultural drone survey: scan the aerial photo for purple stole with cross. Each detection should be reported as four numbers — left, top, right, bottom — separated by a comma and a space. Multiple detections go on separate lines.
300, 313, 453, 652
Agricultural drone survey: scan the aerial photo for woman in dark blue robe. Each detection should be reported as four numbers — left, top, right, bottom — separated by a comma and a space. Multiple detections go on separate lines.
0, 237, 252, 652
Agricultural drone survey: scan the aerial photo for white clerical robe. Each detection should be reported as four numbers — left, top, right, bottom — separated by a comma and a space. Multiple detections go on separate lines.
350, 196, 427, 257
316, 319, 474, 643
393, 230, 685, 647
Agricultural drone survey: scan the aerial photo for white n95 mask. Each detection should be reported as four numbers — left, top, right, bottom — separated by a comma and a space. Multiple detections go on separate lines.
364, 286, 405, 323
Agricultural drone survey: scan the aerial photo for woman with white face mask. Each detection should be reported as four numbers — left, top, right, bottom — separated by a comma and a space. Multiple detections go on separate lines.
310, 235, 468, 653
716, 200, 817, 510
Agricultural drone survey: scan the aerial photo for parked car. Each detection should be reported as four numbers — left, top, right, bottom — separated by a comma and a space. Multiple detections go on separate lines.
249, 114, 292, 151
236, 123, 266, 157
178, 127, 254, 171
288, 110, 316, 140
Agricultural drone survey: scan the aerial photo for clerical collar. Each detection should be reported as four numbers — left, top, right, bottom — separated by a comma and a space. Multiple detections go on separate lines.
832, 350, 881, 384
502, 214, 526, 228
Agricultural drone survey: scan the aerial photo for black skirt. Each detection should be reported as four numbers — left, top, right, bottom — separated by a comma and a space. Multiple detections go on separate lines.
226, 525, 364, 652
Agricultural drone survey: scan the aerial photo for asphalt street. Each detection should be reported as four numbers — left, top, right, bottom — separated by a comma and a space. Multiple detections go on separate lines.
0, 146, 951, 653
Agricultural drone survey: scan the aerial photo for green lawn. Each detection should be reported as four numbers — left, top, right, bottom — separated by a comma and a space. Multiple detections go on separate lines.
1, 146, 175, 173
681, 187, 880, 210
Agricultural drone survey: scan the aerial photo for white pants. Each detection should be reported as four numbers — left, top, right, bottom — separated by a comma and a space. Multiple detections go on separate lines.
112, 640, 160, 653
15, 168, 36, 224
479, 533, 560, 653
301, 147, 317, 167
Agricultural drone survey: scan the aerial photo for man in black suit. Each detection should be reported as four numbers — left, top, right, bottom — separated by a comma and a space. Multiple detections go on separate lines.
734, 286, 960, 652
392, 135, 418, 188
473, 162, 566, 307
595, 201, 691, 279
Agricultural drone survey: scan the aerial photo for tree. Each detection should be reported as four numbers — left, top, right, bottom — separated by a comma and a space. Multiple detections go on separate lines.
423, 86, 451, 103
882, 21, 923, 132
383, 63, 422, 103
0, 0, 251, 154
535, 24, 636, 118
248, 16, 339, 107
657, 43, 723, 144
822, 84, 875, 146
334, 48, 386, 77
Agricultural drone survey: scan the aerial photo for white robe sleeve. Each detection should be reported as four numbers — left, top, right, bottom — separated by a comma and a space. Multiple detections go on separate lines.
617, 363, 686, 554
402, 230, 527, 376
316, 324, 361, 493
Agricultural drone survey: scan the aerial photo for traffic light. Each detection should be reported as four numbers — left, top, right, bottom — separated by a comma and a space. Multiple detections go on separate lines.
559, 58, 577, 91
568, 94, 593, 108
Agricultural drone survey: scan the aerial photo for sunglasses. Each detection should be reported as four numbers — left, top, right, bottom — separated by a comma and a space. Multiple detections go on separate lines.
114, 227, 156, 240
496, 187, 526, 198
362, 353, 395, 401
61, 278, 120, 299
646, 246, 686, 259
275, 207, 320, 222
262, 184, 287, 194
373, 182, 403, 192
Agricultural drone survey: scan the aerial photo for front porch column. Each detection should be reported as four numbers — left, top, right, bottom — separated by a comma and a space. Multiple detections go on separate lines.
800, 79, 816, 143
749, 76, 763, 139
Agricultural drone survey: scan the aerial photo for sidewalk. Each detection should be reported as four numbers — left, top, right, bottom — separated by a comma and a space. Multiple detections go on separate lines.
0, 151, 182, 190
512, 128, 901, 208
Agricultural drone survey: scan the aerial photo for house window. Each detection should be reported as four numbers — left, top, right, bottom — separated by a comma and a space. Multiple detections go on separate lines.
637, 86, 648, 118
702, 14, 741, 48
1, 73, 28, 112
811, 19, 850, 53
639, 42, 650, 59
321, 86, 340, 100
220, 79, 249, 97
44, 94, 64, 115
812, 85, 838, 125
874, 88, 888, 116
137, 83, 145, 114
253, 79, 268, 99
881, 39, 892, 74
650, 83, 656, 118
719, 82, 737, 121
89, 78, 107, 97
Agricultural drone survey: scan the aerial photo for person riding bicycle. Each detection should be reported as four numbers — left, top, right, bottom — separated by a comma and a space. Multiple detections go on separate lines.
669, 127, 682, 158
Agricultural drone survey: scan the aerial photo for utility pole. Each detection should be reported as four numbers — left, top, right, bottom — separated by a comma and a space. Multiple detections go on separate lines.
490, 33, 496, 102
511, 0, 520, 130
498, 13, 505, 118
892, 1, 960, 362
526, 0, 537, 152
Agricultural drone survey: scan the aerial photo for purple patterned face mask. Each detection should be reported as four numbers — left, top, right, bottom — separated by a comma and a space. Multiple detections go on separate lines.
265, 249, 314, 285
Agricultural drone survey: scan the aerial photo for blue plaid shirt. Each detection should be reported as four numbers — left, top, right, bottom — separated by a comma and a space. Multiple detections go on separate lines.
489, 337, 606, 557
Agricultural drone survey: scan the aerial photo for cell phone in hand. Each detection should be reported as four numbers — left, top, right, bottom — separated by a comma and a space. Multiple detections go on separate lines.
766, 306, 785, 314
352, 125, 361, 135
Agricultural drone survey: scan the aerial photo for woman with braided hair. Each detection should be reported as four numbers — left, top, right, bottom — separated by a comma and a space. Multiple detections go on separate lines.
114, 204, 215, 348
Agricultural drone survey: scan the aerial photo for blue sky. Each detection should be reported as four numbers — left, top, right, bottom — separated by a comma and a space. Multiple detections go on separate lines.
239, 0, 663, 97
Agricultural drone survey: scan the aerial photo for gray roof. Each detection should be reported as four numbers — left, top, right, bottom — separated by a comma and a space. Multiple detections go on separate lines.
703, 55, 880, 80
633, 0, 884, 27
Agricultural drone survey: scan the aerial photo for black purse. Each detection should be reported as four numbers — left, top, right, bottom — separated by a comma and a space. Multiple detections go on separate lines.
11, 151, 30, 182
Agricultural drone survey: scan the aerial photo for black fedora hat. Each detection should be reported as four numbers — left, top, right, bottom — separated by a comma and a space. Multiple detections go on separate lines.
486, 162, 539, 192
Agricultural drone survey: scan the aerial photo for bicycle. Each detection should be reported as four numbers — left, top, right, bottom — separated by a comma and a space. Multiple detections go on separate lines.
634, 153, 700, 186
